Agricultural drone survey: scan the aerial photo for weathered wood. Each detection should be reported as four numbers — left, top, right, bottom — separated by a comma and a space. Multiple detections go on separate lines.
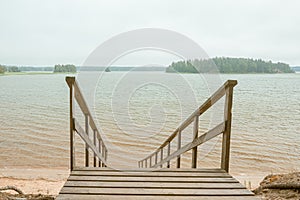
105, 149, 108, 167
221, 87, 234, 172
154, 80, 237, 150
73, 167, 227, 174
67, 77, 75, 171
58, 166, 256, 199
101, 141, 105, 167
66, 77, 108, 170
160, 148, 163, 168
60, 187, 254, 195
74, 119, 107, 165
70, 171, 232, 178
167, 142, 171, 168
191, 116, 199, 168
93, 130, 97, 167
177, 131, 181, 168
139, 80, 237, 169
98, 140, 102, 167
61, 78, 254, 200
57, 195, 259, 200
68, 175, 238, 183
153, 122, 225, 168
63, 181, 245, 189
84, 114, 89, 167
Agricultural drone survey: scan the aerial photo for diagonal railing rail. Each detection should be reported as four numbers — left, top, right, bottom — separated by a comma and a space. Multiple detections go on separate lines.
66, 77, 108, 171
138, 80, 237, 172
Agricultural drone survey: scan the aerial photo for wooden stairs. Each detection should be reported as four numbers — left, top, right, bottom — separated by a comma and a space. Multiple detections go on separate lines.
57, 77, 259, 199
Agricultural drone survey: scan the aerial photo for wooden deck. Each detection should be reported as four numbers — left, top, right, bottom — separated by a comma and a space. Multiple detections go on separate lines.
56, 167, 258, 200
61, 78, 259, 199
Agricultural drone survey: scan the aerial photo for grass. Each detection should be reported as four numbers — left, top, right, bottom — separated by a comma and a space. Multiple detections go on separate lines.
1, 72, 59, 76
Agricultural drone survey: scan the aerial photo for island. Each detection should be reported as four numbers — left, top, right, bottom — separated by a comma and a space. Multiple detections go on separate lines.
0, 65, 21, 74
53, 64, 76, 73
166, 57, 295, 73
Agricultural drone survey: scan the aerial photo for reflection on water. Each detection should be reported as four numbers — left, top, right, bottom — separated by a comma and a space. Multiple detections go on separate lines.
0, 72, 299, 175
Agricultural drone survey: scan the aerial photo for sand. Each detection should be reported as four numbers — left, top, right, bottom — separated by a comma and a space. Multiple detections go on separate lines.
0, 167, 69, 196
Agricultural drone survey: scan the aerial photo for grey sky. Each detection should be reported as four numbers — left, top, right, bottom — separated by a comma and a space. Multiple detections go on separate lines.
0, 0, 299, 66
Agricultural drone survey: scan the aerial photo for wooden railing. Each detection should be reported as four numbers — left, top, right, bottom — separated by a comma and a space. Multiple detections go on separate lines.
66, 77, 108, 171
138, 80, 237, 172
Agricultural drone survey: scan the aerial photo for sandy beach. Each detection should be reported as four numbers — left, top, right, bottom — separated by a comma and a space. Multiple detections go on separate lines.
0, 168, 69, 195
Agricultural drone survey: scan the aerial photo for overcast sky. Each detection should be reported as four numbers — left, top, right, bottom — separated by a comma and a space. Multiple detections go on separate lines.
0, 0, 299, 66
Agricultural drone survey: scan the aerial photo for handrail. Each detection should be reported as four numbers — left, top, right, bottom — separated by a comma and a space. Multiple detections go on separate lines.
138, 80, 237, 172
66, 77, 108, 171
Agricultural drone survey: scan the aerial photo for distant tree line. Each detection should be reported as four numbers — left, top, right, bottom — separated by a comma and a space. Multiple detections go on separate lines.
166, 57, 295, 73
53, 64, 77, 73
19, 66, 53, 71
0, 65, 21, 73
0, 65, 6, 73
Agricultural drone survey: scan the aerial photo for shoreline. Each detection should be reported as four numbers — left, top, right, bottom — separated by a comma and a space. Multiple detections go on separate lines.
0, 168, 69, 195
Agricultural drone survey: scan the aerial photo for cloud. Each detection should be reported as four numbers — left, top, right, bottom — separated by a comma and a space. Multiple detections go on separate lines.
0, 0, 299, 66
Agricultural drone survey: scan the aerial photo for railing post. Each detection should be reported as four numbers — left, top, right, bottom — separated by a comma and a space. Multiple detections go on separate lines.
93, 130, 97, 167
145, 159, 148, 168
69, 80, 75, 171
105, 149, 108, 167
98, 140, 102, 167
167, 142, 171, 168
221, 86, 234, 172
85, 114, 89, 167
160, 148, 163, 168
155, 152, 158, 165
149, 156, 152, 167
192, 116, 199, 168
177, 130, 181, 168
101, 145, 105, 167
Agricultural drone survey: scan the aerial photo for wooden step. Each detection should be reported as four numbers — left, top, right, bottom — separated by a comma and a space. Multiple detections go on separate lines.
56, 167, 259, 200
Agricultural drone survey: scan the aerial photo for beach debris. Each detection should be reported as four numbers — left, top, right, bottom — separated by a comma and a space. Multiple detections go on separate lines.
253, 172, 300, 200
0, 186, 24, 195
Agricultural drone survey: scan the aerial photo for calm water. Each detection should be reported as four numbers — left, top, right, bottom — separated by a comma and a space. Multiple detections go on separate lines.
0, 72, 299, 176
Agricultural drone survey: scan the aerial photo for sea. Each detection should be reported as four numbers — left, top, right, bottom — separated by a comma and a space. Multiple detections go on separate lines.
0, 72, 299, 180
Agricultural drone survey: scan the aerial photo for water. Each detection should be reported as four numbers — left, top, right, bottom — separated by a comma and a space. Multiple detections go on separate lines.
0, 72, 299, 177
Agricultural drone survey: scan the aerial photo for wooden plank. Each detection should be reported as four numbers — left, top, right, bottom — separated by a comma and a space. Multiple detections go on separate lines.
68, 79, 75, 171
59, 187, 254, 195
67, 175, 238, 183
177, 130, 181, 168
167, 142, 171, 168
57, 194, 259, 200
58, 194, 259, 200
84, 114, 89, 167
93, 130, 96, 167
63, 181, 246, 189
191, 116, 199, 168
74, 119, 107, 165
160, 148, 163, 168
221, 87, 234, 172
70, 171, 232, 177
73, 167, 226, 173
153, 122, 225, 168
